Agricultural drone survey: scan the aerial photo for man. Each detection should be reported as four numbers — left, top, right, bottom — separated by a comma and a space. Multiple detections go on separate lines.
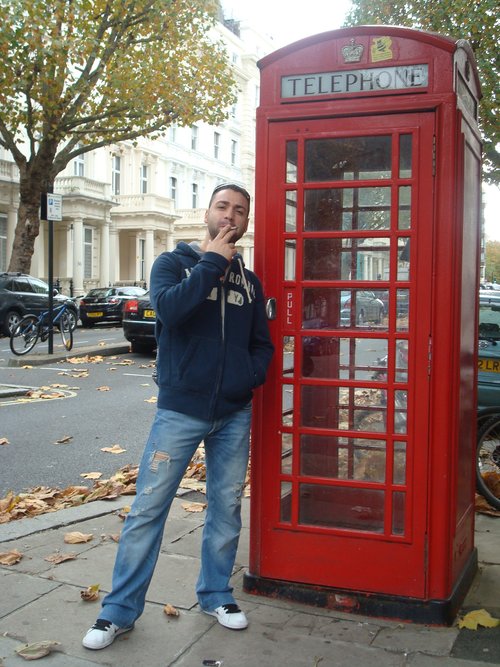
83, 183, 274, 650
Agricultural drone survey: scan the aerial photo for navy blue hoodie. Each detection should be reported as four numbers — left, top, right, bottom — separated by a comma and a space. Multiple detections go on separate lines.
150, 241, 274, 420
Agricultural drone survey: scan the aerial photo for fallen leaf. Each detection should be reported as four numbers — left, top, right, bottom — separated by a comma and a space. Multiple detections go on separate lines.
44, 552, 77, 564
0, 549, 23, 565
145, 396, 157, 403
182, 501, 207, 513
64, 531, 93, 544
21, 365, 33, 369
101, 445, 126, 454
53, 435, 73, 445
0, 437, 10, 446
80, 583, 100, 601
97, 385, 111, 391
163, 603, 180, 617
80, 472, 103, 480
15, 640, 61, 660
458, 609, 500, 629
98, 341, 107, 347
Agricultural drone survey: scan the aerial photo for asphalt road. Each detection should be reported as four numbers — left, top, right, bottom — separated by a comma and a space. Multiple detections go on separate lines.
0, 325, 157, 496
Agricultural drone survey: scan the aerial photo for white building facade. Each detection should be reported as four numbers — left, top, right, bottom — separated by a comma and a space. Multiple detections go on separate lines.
0, 17, 273, 296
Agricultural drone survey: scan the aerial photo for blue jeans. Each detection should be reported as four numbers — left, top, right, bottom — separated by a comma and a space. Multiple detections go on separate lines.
100, 405, 252, 628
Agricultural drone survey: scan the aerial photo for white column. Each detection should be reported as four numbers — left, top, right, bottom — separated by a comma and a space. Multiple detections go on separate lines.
72, 217, 84, 294
109, 226, 119, 284
145, 229, 155, 287
100, 221, 110, 287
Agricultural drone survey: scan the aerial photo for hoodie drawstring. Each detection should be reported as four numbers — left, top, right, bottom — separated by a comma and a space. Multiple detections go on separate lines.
237, 257, 253, 303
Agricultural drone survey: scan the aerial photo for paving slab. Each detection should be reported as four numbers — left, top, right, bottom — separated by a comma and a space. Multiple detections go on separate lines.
0, 571, 60, 619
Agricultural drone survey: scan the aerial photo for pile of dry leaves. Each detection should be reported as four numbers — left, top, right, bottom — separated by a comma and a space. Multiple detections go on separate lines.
0, 446, 215, 524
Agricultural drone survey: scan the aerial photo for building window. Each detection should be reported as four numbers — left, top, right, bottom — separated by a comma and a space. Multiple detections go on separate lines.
231, 140, 237, 166
73, 151, 85, 177
112, 155, 121, 195
84, 227, 93, 279
214, 132, 220, 159
169, 124, 177, 142
139, 239, 145, 281
140, 164, 148, 194
191, 126, 198, 151
170, 177, 177, 205
0, 215, 6, 272
192, 183, 198, 208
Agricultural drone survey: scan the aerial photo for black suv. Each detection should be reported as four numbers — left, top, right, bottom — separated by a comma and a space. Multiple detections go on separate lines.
0, 272, 78, 336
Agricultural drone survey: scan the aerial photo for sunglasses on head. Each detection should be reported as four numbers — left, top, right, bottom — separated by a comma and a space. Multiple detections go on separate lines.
210, 183, 251, 203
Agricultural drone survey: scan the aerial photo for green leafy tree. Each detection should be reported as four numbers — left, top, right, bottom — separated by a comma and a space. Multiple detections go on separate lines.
0, 0, 236, 272
344, 0, 499, 184
485, 241, 500, 283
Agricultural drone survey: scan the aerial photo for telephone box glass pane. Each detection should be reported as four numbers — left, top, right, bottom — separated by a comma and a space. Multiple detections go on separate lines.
281, 433, 293, 474
305, 136, 392, 181
396, 289, 410, 331
398, 237, 410, 280
304, 187, 391, 231
392, 491, 405, 535
301, 385, 387, 432
284, 240, 296, 280
286, 141, 298, 183
301, 434, 386, 482
395, 339, 409, 382
281, 482, 292, 523
394, 390, 407, 434
394, 441, 407, 484
285, 190, 297, 231
283, 336, 294, 377
302, 337, 388, 381
303, 237, 391, 281
398, 186, 411, 229
282, 384, 293, 425
299, 484, 385, 532
399, 134, 412, 177
302, 287, 388, 330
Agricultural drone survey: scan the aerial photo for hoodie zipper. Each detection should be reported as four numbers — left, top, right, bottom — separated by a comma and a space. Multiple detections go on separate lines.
209, 280, 226, 419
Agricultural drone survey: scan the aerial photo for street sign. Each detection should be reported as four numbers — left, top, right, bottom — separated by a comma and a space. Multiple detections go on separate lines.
47, 193, 62, 221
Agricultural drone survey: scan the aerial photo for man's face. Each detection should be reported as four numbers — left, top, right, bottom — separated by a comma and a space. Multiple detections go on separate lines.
204, 189, 249, 242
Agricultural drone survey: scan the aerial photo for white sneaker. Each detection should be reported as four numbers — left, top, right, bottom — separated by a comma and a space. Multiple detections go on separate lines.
82, 618, 133, 650
203, 603, 248, 630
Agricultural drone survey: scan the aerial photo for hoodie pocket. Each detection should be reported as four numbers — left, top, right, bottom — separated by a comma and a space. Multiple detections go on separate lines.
220, 343, 255, 399
174, 336, 219, 394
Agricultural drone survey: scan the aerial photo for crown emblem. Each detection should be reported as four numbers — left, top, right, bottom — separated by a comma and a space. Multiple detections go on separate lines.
342, 39, 364, 63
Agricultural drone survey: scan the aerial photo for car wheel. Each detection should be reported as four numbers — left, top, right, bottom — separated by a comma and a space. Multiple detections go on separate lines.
80, 318, 94, 328
4, 310, 23, 336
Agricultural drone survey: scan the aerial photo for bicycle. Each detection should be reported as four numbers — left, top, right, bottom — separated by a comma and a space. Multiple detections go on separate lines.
10, 300, 76, 356
476, 410, 500, 510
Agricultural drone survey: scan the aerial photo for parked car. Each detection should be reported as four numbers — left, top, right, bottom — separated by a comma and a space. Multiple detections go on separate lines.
122, 292, 157, 353
0, 272, 78, 336
340, 290, 385, 326
478, 291, 500, 408
79, 286, 146, 326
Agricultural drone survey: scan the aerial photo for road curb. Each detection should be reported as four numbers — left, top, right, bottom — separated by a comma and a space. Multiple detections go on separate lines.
7, 343, 131, 367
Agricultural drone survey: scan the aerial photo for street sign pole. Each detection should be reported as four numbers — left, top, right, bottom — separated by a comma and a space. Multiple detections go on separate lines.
41, 190, 63, 354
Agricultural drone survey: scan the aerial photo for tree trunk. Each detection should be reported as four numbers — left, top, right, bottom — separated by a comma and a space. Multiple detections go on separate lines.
8, 155, 56, 274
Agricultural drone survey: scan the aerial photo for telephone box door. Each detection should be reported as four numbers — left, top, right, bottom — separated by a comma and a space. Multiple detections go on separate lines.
254, 112, 435, 598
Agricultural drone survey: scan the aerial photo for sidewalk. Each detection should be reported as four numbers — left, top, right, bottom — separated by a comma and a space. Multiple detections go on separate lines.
0, 495, 499, 667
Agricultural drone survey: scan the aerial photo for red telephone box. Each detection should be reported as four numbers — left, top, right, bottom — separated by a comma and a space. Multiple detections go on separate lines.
245, 26, 482, 624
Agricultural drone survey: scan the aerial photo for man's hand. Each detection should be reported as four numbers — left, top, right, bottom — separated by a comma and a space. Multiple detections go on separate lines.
205, 224, 237, 263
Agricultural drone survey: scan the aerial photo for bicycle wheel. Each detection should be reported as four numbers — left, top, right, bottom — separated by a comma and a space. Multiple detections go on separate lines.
476, 414, 500, 510
10, 315, 39, 356
58, 312, 74, 351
